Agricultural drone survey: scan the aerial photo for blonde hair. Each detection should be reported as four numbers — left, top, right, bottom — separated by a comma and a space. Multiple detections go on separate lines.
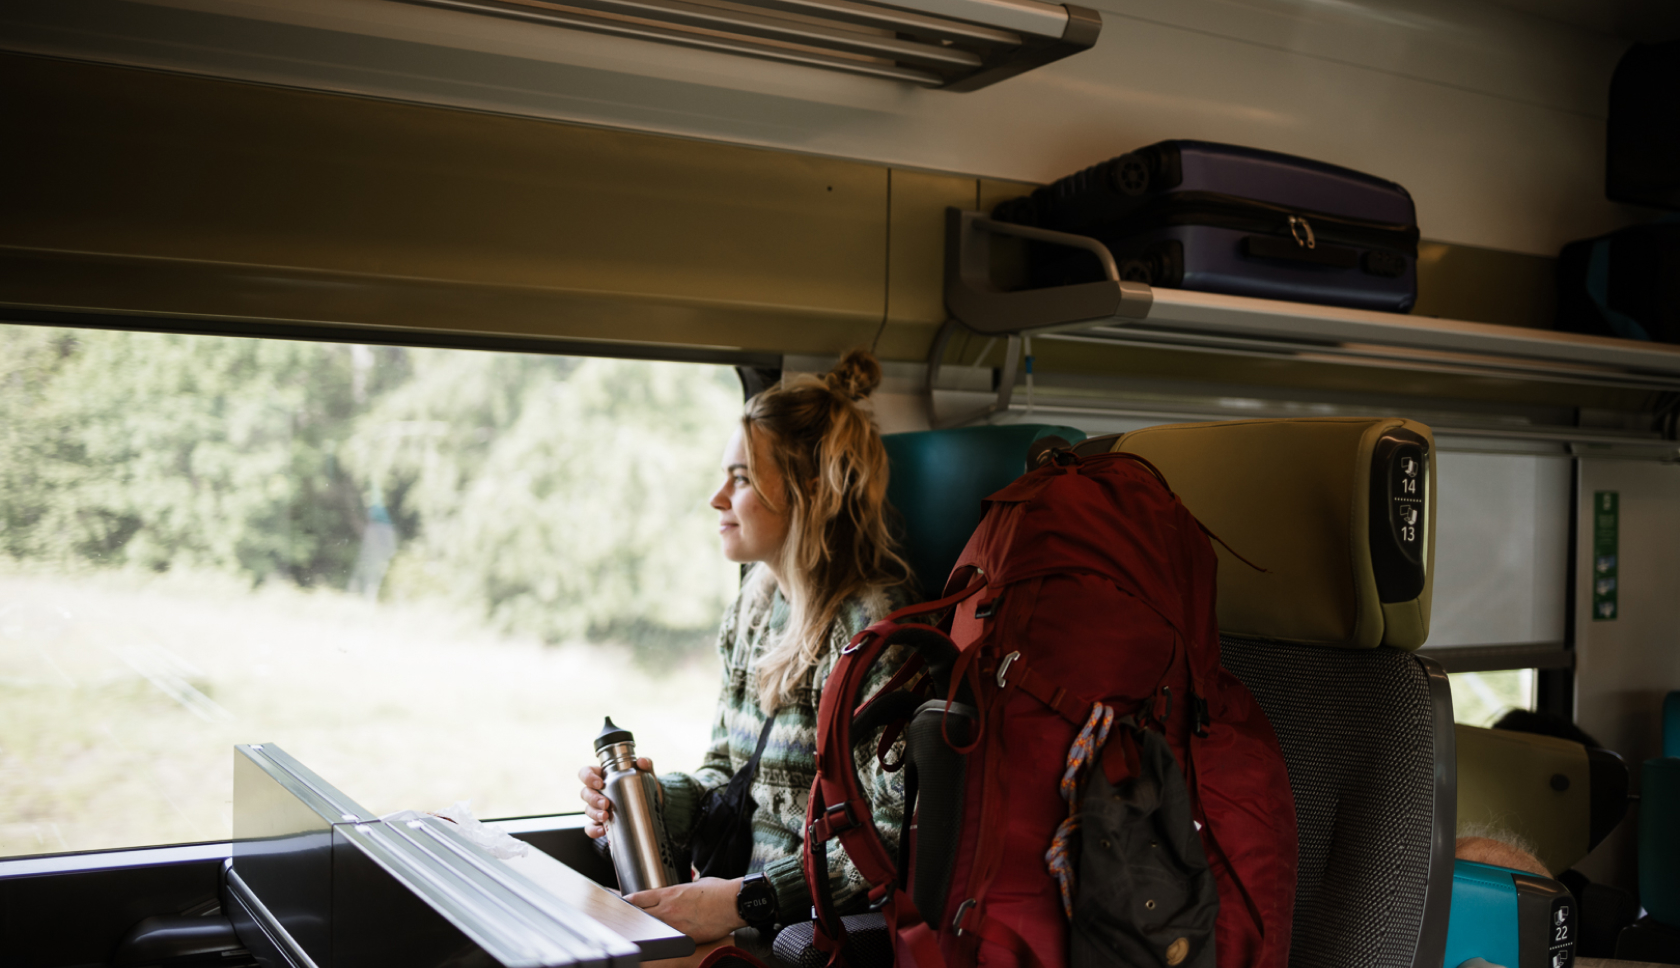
741, 350, 908, 712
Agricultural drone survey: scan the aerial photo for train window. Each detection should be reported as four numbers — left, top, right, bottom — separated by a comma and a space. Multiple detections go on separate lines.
0, 324, 741, 857
1447, 669, 1538, 728
1428, 453, 1570, 649
1426, 453, 1563, 727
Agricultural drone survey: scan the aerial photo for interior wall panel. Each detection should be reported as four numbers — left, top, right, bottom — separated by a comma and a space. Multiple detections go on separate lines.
1571, 459, 1680, 894
0, 0, 1650, 256
878, 169, 981, 361
0, 53, 892, 355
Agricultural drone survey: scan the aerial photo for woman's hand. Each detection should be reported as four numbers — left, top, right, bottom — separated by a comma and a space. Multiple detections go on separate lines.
626, 877, 747, 943
577, 757, 655, 839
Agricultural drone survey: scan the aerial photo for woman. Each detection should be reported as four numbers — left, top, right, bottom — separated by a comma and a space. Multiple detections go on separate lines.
578, 350, 913, 948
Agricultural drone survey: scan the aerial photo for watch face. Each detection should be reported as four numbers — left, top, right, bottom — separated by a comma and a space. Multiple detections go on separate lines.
739, 875, 776, 924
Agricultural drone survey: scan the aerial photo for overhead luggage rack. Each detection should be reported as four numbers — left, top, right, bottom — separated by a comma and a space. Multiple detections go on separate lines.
395, 0, 1099, 90
934, 208, 1680, 446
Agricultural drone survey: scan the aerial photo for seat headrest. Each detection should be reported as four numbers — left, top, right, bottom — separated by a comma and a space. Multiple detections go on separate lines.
1456, 725, 1596, 876
1080, 417, 1434, 650
884, 424, 1085, 597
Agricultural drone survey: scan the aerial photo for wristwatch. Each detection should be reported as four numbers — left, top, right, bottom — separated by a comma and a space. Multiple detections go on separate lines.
736, 872, 779, 931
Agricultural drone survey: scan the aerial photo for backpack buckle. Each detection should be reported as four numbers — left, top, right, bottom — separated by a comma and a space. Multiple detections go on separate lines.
821, 801, 859, 837
996, 651, 1021, 688
1191, 695, 1211, 737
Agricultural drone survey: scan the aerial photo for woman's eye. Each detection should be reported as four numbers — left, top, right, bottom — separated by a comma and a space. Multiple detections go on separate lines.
733, 475, 750, 487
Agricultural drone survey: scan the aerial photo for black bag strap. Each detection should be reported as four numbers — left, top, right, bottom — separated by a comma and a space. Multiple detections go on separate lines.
744, 708, 779, 779
692, 708, 782, 879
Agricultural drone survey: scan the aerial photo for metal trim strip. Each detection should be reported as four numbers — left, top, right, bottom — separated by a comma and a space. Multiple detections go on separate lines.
225, 861, 319, 968
392, 0, 1088, 88
868, 0, 1067, 38
924, 394, 1679, 457
511, 0, 986, 69
396, 0, 944, 85
337, 821, 613, 968
0, 841, 230, 878
1049, 325, 1680, 393
340, 822, 560, 965
402, 818, 641, 965
0, 306, 784, 370
732, 0, 1020, 45
1416, 644, 1574, 673
1143, 287, 1680, 379
239, 744, 370, 823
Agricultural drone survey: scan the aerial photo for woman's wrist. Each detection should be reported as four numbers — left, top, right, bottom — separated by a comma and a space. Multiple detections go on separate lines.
721, 876, 749, 931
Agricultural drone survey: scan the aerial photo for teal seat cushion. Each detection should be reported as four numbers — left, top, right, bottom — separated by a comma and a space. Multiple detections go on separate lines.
1444, 860, 1522, 968
883, 424, 1085, 598
1643, 757, 1680, 928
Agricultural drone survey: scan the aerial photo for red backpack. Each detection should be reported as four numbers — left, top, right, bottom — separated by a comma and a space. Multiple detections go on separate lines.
799, 449, 1297, 968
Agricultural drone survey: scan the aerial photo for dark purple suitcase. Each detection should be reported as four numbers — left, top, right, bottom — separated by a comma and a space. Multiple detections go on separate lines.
993, 140, 1419, 312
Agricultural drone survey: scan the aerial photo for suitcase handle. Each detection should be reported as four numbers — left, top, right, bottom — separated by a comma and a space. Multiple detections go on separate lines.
1241, 234, 1359, 269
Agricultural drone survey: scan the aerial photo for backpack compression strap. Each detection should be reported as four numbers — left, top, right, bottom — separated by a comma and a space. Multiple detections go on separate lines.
802, 578, 986, 967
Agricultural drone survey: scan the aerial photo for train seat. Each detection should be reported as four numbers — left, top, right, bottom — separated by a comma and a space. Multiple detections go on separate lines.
787, 417, 1453, 968
1454, 724, 1629, 878
779, 417, 1565, 968
1092, 417, 1595, 968
881, 423, 1086, 596
1617, 700, 1680, 964
1082, 417, 1455, 968
1456, 723, 1635, 958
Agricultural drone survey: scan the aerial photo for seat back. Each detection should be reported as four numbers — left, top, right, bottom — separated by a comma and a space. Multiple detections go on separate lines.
1084, 417, 1452, 968
1455, 725, 1633, 877
1642, 757, 1680, 929
1457, 726, 1588, 875
883, 423, 1084, 596
1220, 638, 1453, 968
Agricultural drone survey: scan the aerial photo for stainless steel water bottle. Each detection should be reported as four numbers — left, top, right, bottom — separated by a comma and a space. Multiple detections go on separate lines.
593, 717, 682, 894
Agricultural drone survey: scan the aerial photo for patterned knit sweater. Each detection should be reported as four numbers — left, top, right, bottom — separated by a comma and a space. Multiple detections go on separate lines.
658, 572, 911, 923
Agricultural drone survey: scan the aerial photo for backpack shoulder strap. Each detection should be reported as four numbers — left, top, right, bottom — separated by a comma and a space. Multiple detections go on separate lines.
802, 578, 986, 964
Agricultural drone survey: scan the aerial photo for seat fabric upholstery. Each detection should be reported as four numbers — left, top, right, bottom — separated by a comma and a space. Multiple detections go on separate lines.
1221, 636, 1452, 968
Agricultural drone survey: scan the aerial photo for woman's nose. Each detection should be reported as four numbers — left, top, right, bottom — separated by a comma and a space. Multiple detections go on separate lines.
709, 483, 730, 511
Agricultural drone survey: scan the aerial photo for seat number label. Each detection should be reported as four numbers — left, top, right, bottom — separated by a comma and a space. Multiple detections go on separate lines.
1549, 896, 1575, 968
1391, 450, 1425, 556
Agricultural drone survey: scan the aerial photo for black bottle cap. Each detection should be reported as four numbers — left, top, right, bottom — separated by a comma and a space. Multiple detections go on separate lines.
593, 717, 634, 752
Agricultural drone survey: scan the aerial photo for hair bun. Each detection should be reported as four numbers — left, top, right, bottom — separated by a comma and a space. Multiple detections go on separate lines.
824, 349, 882, 402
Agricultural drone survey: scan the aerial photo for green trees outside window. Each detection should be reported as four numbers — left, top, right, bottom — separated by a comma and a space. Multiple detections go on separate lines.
0, 325, 740, 856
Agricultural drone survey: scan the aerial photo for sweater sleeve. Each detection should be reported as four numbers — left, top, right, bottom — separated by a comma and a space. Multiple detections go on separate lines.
656, 601, 742, 852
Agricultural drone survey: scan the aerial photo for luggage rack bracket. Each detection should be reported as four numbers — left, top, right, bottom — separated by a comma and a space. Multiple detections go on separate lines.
933, 207, 1680, 431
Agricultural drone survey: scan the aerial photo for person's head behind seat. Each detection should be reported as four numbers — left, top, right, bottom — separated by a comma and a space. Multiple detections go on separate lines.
1491, 709, 1602, 750
739, 349, 908, 712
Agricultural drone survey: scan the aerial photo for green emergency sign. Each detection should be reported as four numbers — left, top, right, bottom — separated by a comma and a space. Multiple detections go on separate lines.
1592, 491, 1619, 621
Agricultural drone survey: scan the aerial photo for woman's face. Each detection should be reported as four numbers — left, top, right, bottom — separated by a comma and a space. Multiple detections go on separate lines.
711, 426, 792, 566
